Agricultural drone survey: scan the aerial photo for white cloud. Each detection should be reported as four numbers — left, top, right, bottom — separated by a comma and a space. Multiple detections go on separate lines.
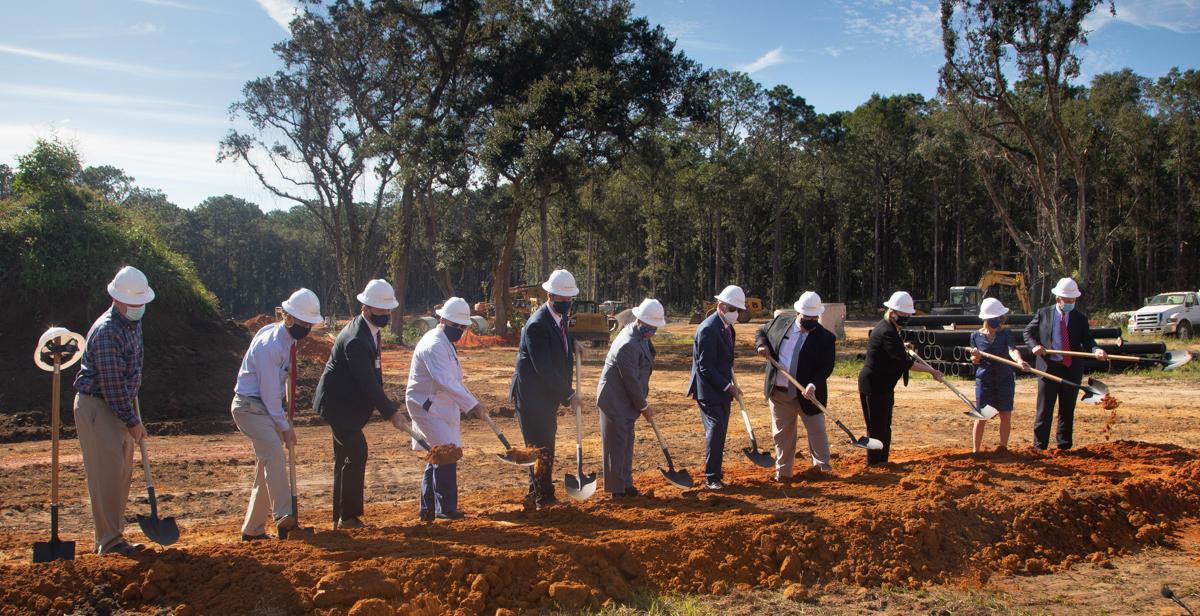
839, 0, 942, 54
132, 0, 219, 13
1084, 0, 1200, 34
255, 0, 303, 34
33, 22, 163, 40
0, 83, 199, 109
0, 43, 227, 79
738, 47, 787, 74
663, 19, 733, 52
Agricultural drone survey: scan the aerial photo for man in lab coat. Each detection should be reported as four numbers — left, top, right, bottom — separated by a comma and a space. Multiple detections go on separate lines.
406, 297, 488, 521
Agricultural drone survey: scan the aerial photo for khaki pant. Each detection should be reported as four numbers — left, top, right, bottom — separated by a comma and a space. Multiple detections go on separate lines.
73, 393, 135, 553
231, 395, 293, 535
769, 390, 831, 479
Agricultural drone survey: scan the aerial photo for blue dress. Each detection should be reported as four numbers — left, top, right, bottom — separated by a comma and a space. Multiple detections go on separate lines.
972, 328, 1016, 412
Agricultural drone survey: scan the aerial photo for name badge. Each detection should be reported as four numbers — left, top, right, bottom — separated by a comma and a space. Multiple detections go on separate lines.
375, 359, 381, 369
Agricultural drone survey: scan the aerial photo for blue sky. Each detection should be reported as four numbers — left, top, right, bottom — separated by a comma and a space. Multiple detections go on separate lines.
2, 1, 1198, 210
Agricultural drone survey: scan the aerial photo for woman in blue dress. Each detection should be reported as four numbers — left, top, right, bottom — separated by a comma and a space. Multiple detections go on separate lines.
968, 298, 1030, 452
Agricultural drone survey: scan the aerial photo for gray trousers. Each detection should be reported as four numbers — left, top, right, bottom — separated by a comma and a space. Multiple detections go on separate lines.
769, 390, 831, 478
73, 393, 135, 553
231, 394, 292, 535
600, 409, 637, 494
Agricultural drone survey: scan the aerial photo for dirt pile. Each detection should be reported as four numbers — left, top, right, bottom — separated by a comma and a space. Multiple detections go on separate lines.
2, 441, 1198, 615
458, 330, 511, 348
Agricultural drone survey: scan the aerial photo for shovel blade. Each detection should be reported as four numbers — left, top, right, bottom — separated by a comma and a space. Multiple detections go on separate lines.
496, 453, 536, 467
852, 437, 885, 450
564, 474, 598, 501
1080, 377, 1109, 404
742, 447, 775, 468
137, 515, 180, 546
965, 405, 1000, 420
659, 467, 694, 489
32, 539, 75, 563
1164, 350, 1192, 371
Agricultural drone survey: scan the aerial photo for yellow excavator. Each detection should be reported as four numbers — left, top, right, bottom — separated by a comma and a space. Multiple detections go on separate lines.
933, 270, 1033, 315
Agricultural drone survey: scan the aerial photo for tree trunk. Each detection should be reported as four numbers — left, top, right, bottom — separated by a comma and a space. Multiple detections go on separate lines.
388, 180, 416, 337
538, 190, 551, 279
492, 182, 525, 338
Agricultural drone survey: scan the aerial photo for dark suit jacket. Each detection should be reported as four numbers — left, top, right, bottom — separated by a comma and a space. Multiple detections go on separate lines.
315, 314, 398, 432
860, 319, 913, 389
1023, 305, 1097, 372
687, 311, 735, 403
596, 324, 656, 419
754, 315, 836, 408
509, 303, 576, 414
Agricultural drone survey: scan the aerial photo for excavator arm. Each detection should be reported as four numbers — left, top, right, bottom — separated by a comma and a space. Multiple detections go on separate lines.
977, 270, 1033, 313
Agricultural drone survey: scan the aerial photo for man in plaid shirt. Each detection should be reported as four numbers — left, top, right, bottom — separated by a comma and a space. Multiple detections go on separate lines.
73, 266, 154, 555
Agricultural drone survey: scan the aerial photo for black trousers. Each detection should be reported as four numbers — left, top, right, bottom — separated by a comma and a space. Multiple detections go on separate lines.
859, 373, 895, 465
515, 401, 558, 504
1033, 361, 1084, 450
331, 426, 368, 523
696, 398, 731, 483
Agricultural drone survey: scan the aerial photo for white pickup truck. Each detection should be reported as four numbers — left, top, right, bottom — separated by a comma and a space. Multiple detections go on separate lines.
1128, 291, 1200, 339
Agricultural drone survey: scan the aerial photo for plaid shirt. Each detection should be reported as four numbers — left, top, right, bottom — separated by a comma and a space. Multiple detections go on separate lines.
74, 305, 144, 427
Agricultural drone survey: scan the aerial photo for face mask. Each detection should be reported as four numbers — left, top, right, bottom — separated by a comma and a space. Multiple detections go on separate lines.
443, 325, 465, 344
637, 324, 657, 338
799, 318, 819, 332
985, 318, 1001, 329
287, 322, 311, 340
1060, 302, 1075, 313
721, 309, 740, 325
124, 305, 145, 321
552, 300, 572, 316
893, 314, 910, 326
369, 313, 390, 328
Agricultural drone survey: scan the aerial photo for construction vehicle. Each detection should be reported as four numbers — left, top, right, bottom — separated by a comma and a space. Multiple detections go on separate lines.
931, 270, 1033, 316
459, 285, 609, 345
689, 297, 766, 324
568, 300, 612, 347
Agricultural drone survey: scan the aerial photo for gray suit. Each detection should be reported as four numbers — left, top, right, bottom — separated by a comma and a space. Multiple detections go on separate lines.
596, 324, 656, 494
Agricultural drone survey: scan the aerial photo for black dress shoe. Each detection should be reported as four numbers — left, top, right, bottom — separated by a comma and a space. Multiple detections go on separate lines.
241, 533, 272, 542
336, 517, 365, 529
436, 511, 465, 520
623, 487, 641, 497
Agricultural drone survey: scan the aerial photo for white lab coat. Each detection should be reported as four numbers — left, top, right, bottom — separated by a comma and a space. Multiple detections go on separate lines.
405, 327, 478, 449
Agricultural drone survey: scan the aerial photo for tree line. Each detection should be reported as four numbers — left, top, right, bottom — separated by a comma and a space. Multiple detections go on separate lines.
4, 0, 1198, 332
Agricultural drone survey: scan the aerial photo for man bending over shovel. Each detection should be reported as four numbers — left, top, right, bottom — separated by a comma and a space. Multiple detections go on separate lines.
405, 297, 487, 521
230, 289, 324, 541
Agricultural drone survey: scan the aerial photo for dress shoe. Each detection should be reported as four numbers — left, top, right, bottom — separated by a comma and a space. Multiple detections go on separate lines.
436, 510, 465, 520
103, 540, 146, 555
241, 533, 272, 542
336, 517, 365, 530
704, 480, 726, 490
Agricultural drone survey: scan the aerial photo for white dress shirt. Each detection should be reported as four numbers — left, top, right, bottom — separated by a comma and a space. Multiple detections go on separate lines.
233, 321, 294, 432
774, 320, 808, 389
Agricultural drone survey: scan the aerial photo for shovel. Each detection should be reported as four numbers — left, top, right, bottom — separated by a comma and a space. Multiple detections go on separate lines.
279, 345, 309, 539
977, 350, 1109, 404
646, 413, 694, 488
907, 350, 1000, 420
1054, 349, 1192, 371
730, 374, 774, 468
478, 411, 537, 467
33, 331, 82, 563
564, 351, 598, 501
133, 398, 180, 546
766, 357, 882, 450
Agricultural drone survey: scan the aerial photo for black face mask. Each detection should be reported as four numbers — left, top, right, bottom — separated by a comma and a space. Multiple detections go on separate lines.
893, 314, 910, 326
368, 313, 390, 328
552, 300, 572, 316
444, 325, 465, 344
799, 318, 819, 332
287, 322, 311, 340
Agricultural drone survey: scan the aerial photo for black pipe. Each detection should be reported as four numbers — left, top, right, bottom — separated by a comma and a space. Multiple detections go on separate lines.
907, 314, 1035, 327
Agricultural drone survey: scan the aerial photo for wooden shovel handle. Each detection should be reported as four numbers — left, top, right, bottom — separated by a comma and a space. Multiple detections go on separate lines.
976, 350, 1064, 384
1051, 349, 1142, 362
765, 356, 829, 413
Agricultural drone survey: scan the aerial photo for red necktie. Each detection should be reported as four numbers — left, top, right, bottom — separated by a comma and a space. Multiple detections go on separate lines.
1060, 312, 1072, 368
288, 342, 297, 422
560, 319, 568, 352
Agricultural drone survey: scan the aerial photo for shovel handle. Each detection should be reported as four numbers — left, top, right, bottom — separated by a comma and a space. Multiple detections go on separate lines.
479, 412, 513, 450
1052, 349, 1145, 362
572, 351, 585, 449
647, 416, 676, 470
50, 355, 61, 506
976, 350, 1066, 383
133, 398, 155, 490
730, 374, 759, 448
908, 350, 979, 409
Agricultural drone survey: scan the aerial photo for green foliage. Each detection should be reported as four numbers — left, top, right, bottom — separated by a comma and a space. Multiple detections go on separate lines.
11, 137, 87, 211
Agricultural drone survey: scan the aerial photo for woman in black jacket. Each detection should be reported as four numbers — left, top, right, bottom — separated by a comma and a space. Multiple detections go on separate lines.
859, 291, 944, 465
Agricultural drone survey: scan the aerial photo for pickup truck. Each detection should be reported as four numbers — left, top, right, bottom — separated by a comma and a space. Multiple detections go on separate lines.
1128, 291, 1200, 339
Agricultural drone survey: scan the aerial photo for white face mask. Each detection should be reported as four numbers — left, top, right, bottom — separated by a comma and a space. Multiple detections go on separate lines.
721, 308, 739, 325
124, 305, 146, 321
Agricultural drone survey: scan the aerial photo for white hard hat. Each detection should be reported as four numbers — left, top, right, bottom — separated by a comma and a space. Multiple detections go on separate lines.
714, 285, 747, 310
33, 326, 85, 372
541, 269, 580, 297
357, 279, 399, 309
883, 290, 915, 314
1050, 277, 1082, 299
435, 297, 473, 326
281, 288, 324, 325
793, 291, 825, 317
632, 298, 667, 328
107, 266, 155, 305
978, 297, 1009, 320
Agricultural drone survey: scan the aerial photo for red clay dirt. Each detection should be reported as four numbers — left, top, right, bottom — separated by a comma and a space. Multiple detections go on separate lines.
2, 442, 1198, 615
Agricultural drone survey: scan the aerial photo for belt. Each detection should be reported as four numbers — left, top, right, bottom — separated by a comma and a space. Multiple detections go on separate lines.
774, 385, 790, 392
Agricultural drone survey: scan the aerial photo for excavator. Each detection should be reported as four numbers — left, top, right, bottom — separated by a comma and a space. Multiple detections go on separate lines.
931, 270, 1033, 316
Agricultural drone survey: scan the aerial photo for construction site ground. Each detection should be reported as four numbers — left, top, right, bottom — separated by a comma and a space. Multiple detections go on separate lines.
3, 319, 1200, 615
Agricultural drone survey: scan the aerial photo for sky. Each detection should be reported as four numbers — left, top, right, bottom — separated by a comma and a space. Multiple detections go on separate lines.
1, 0, 1198, 210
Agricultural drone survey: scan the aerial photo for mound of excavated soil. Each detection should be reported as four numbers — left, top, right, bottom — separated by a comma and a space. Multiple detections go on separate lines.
2, 441, 1197, 615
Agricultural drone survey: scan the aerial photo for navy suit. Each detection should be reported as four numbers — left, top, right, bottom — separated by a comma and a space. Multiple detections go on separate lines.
687, 312, 736, 483
1023, 305, 1098, 450
315, 314, 398, 523
509, 303, 575, 504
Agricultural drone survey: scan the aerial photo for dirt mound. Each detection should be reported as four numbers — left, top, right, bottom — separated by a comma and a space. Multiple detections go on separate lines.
2, 441, 1198, 614
459, 329, 510, 348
